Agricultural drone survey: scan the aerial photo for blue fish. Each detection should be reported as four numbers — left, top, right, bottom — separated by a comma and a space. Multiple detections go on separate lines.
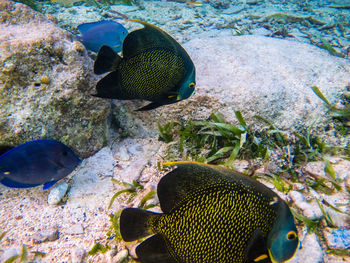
0, 139, 81, 190
77, 20, 128, 53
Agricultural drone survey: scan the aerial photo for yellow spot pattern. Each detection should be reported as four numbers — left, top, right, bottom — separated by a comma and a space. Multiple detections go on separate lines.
154, 183, 276, 263
119, 49, 186, 100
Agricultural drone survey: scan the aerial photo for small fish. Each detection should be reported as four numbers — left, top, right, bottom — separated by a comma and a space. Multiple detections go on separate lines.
120, 161, 299, 263
186, 1, 203, 7
77, 20, 128, 53
0, 139, 81, 190
93, 19, 196, 111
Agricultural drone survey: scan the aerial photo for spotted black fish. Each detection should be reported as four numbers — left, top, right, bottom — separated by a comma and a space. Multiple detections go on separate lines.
120, 161, 299, 263
93, 20, 196, 111
0, 139, 81, 189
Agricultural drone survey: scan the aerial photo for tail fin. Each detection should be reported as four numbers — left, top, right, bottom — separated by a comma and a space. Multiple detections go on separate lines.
120, 208, 160, 242
94, 45, 121, 75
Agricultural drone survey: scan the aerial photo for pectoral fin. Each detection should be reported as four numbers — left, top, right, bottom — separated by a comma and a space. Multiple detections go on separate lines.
43, 180, 58, 190
245, 229, 271, 263
136, 102, 163, 111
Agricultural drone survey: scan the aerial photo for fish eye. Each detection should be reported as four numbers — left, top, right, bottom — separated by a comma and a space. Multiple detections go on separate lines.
62, 151, 68, 156
189, 82, 195, 88
286, 231, 297, 241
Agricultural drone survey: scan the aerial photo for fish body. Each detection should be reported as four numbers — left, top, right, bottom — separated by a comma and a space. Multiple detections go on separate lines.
120, 161, 299, 263
77, 20, 128, 53
0, 139, 81, 189
93, 20, 196, 111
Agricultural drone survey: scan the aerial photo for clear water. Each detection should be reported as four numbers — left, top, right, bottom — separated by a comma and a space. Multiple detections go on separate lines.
39, 0, 349, 57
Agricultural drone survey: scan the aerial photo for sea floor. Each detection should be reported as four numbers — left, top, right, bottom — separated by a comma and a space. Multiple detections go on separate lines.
41, 0, 350, 58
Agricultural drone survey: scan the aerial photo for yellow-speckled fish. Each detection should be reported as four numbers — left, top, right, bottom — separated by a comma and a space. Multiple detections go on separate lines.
93, 20, 196, 111
120, 161, 299, 263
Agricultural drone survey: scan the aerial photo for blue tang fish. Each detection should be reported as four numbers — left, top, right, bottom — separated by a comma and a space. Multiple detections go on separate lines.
0, 139, 81, 190
77, 20, 128, 53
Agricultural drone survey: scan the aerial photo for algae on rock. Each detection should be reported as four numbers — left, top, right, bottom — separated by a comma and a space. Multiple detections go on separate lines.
0, 0, 110, 157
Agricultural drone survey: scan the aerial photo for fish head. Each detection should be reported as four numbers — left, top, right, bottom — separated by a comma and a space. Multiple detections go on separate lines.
267, 201, 299, 263
178, 68, 196, 100
118, 25, 128, 43
50, 143, 81, 181
111, 26, 128, 53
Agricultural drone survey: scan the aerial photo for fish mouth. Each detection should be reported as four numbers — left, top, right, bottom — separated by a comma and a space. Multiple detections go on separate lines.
268, 249, 280, 263
268, 244, 299, 263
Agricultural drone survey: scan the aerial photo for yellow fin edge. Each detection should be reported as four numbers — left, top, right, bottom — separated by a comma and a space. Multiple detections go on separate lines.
124, 19, 171, 36
124, 19, 159, 30
162, 160, 214, 167
254, 254, 268, 262
124, 18, 147, 24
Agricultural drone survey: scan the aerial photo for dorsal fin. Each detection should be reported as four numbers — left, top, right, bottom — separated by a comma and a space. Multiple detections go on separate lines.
122, 19, 184, 60
158, 161, 234, 213
159, 161, 278, 214
77, 20, 116, 34
42, 180, 58, 190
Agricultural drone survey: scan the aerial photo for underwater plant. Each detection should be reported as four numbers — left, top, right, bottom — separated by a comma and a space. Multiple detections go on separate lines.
157, 108, 348, 237
316, 37, 346, 58
88, 178, 156, 258
312, 86, 350, 123
108, 179, 145, 209
1, 243, 46, 263
158, 111, 313, 167
13, 0, 40, 11
88, 242, 109, 256
50, 0, 83, 7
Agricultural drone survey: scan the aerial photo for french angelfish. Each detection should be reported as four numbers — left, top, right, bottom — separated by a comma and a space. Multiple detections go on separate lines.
93, 19, 196, 111
120, 161, 299, 263
0, 139, 81, 190
77, 20, 128, 53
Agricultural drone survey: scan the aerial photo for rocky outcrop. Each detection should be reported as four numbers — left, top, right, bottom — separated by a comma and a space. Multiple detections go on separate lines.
0, 0, 110, 157
184, 33, 350, 131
